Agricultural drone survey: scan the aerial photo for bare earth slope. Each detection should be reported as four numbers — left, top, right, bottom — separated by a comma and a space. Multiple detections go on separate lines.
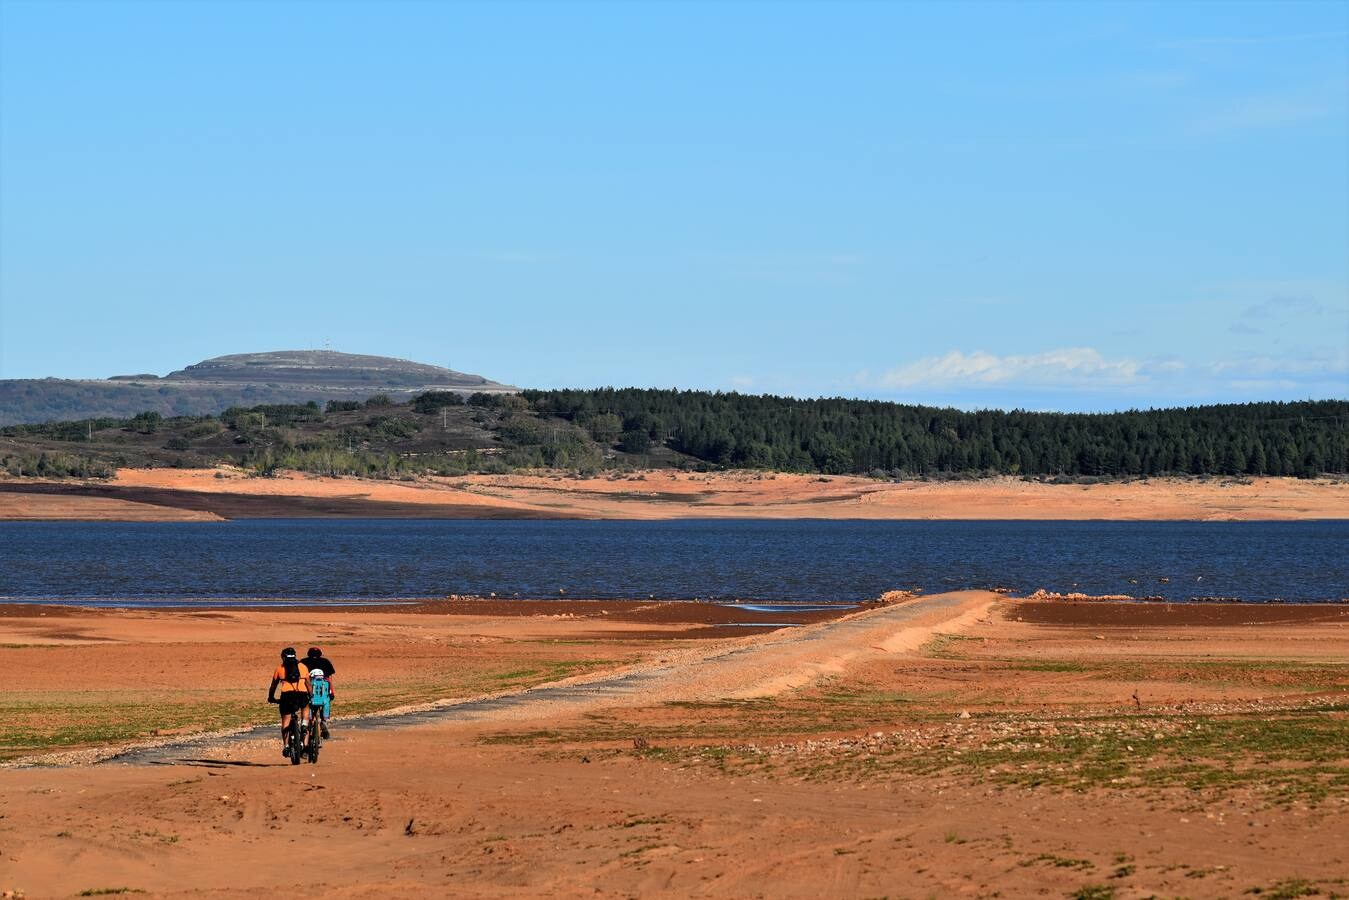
2, 468, 1345, 520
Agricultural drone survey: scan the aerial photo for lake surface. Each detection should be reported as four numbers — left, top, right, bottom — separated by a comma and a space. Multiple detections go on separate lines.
1, 520, 1345, 605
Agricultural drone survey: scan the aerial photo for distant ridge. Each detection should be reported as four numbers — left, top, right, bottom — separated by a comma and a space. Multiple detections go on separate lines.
0, 350, 515, 425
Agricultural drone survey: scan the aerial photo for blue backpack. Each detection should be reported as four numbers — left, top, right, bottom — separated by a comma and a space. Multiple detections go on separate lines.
310, 672, 331, 706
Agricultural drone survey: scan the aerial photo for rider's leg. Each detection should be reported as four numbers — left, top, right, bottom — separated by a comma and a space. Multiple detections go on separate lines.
280, 710, 292, 756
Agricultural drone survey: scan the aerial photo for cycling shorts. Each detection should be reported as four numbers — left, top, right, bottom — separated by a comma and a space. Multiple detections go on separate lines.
278, 691, 309, 716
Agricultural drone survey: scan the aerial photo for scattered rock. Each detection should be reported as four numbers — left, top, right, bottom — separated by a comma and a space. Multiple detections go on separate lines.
1028, 589, 1139, 602
869, 589, 923, 607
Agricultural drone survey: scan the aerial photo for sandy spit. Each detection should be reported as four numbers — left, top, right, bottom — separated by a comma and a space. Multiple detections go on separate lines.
1, 468, 1345, 520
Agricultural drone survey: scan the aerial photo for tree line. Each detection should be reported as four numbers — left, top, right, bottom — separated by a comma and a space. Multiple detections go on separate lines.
523, 390, 1349, 477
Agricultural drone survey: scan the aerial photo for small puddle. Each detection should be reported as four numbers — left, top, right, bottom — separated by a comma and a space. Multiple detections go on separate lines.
715, 603, 855, 613
717, 622, 805, 628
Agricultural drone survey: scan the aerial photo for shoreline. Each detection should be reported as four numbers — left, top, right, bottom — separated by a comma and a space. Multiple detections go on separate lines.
3, 593, 1346, 613
1, 468, 1346, 521
0, 595, 859, 631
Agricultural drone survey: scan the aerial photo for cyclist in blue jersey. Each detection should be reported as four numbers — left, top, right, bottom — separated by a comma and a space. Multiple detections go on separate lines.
303, 647, 336, 737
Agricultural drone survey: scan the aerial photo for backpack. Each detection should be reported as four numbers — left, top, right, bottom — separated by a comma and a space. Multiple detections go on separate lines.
310, 672, 331, 704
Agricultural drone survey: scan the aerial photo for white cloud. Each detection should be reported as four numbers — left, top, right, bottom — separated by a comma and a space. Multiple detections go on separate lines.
862, 348, 1148, 391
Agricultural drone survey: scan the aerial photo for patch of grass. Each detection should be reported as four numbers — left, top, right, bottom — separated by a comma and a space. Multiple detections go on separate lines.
1022, 853, 1093, 870
129, 830, 179, 844
1001, 658, 1090, 673
922, 633, 980, 659
758, 707, 1348, 803
994, 657, 1348, 692
1069, 887, 1114, 900
0, 694, 264, 761
78, 890, 146, 897
1245, 879, 1322, 899
619, 816, 669, 828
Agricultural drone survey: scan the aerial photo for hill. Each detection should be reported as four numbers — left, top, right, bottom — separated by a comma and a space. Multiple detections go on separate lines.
0, 350, 514, 426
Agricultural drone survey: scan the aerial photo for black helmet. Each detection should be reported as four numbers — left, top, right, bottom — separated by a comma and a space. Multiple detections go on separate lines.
281, 647, 297, 659
306, 647, 322, 658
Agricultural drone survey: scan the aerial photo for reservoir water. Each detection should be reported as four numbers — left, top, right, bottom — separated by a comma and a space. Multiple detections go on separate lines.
2, 519, 1345, 605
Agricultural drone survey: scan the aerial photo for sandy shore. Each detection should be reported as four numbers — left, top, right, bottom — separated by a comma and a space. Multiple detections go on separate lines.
2, 593, 1348, 897
3, 467, 1346, 520
0, 487, 222, 521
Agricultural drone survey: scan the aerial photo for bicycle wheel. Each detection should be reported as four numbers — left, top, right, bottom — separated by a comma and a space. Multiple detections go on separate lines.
289, 720, 303, 765
308, 717, 320, 764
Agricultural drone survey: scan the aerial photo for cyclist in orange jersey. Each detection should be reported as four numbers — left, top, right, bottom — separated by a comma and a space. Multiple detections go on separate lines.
267, 647, 311, 759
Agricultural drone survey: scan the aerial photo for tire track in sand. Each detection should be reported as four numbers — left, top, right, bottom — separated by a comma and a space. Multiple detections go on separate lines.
97, 590, 997, 766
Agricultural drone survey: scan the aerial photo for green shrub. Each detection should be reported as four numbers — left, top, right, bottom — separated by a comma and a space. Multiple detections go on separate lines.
412, 391, 464, 414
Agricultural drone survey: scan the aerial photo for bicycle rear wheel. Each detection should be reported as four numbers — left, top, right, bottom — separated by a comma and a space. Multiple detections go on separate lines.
289, 720, 303, 765
308, 717, 320, 764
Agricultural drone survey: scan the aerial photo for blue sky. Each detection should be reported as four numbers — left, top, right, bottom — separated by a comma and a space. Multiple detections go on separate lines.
1, 0, 1345, 411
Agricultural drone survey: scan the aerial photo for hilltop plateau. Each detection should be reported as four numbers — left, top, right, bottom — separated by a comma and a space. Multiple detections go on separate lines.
0, 350, 513, 425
